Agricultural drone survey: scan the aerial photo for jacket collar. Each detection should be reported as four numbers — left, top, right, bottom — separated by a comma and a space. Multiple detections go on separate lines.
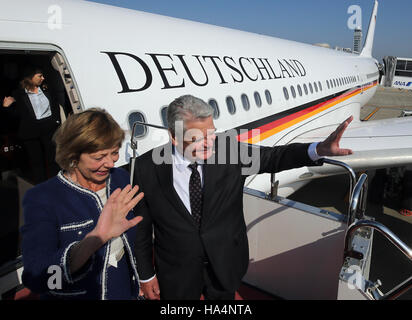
57, 170, 111, 211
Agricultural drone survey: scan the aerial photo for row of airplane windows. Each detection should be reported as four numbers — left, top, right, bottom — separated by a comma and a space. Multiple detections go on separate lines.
128, 89, 273, 137
129, 74, 362, 137
208, 89, 273, 119
284, 75, 360, 100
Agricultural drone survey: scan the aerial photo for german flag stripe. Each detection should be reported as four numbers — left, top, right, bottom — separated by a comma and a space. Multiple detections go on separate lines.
237, 81, 378, 143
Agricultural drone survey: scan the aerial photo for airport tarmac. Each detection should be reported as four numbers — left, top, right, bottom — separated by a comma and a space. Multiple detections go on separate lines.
289, 85, 412, 300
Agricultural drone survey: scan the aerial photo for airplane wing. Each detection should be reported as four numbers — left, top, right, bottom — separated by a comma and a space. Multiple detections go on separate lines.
290, 116, 412, 177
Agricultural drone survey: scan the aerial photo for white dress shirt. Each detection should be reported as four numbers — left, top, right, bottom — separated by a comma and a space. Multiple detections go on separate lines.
25, 87, 51, 120
172, 149, 204, 215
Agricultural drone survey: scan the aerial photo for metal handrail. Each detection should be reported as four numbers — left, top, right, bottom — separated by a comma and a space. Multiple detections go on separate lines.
344, 219, 412, 262
348, 173, 368, 225
130, 121, 168, 185
380, 276, 412, 300
344, 219, 412, 300
323, 158, 357, 220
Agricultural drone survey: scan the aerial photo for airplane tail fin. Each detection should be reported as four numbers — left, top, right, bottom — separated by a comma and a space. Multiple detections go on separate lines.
360, 0, 379, 58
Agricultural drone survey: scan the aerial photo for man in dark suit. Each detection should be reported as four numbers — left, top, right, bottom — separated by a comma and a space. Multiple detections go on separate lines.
133, 95, 353, 300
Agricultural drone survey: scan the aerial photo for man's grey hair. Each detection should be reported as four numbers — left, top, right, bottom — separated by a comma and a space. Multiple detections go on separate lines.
167, 95, 214, 136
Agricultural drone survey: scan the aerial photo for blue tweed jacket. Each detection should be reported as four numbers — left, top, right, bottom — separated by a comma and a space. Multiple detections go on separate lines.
20, 168, 140, 300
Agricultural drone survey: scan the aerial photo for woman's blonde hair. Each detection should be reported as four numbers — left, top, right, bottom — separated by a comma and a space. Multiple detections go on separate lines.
54, 108, 125, 171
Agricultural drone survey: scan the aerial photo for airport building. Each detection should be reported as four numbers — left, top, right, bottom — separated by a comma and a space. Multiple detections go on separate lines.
353, 27, 362, 53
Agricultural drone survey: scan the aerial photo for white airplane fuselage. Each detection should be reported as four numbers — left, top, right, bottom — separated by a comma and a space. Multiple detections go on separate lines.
0, 0, 380, 195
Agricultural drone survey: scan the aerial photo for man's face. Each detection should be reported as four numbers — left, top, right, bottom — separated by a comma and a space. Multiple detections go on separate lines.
171, 116, 216, 162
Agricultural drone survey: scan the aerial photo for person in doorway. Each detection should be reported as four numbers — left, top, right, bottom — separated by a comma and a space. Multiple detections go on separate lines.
2, 66, 61, 184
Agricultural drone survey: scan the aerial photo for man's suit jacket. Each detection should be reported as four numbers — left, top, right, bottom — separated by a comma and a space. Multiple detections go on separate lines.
133, 135, 323, 299
4, 87, 61, 140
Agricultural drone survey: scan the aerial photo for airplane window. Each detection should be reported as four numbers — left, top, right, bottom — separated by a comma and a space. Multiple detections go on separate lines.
297, 85, 303, 97
208, 99, 220, 119
128, 111, 147, 138
226, 96, 236, 115
290, 86, 296, 98
160, 106, 168, 127
318, 81, 322, 91
283, 87, 289, 100
314, 82, 318, 92
334, 79, 337, 87
254, 92, 262, 107
241, 94, 250, 111
309, 83, 313, 94
265, 90, 272, 105
340, 78, 343, 86
327, 80, 330, 89
303, 83, 308, 95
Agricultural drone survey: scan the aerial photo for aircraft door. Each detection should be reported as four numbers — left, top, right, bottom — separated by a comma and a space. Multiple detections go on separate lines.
51, 53, 82, 117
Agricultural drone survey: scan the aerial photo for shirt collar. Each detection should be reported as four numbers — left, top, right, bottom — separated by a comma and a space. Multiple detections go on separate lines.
172, 147, 203, 172
25, 86, 42, 95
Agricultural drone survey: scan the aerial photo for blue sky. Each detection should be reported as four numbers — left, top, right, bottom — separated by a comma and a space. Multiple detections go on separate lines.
88, 0, 411, 62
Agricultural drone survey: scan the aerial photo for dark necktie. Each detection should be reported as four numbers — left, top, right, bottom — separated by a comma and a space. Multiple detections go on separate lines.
188, 162, 202, 226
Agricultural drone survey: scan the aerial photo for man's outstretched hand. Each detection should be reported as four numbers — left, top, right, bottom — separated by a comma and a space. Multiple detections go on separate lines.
316, 116, 354, 157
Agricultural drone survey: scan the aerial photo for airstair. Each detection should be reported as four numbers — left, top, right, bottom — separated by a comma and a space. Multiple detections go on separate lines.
242, 159, 412, 300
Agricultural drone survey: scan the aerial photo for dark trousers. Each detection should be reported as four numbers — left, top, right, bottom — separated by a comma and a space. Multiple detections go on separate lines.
159, 261, 235, 300
22, 133, 59, 184
202, 262, 235, 300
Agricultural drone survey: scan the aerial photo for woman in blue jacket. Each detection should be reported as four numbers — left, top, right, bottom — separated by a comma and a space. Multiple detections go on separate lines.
20, 108, 144, 299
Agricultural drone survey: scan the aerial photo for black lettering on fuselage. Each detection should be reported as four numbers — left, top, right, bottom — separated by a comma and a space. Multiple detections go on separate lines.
202, 56, 228, 84
278, 59, 292, 78
239, 57, 258, 81
147, 53, 185, 89
223, 56, 244, 83
250, 58, 274, 80
103, 51, 308, 93
175, 54, 209, 87
102, 51, 153, 93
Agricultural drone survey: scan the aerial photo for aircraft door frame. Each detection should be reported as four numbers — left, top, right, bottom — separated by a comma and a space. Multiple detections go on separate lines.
0, 41, 84, 116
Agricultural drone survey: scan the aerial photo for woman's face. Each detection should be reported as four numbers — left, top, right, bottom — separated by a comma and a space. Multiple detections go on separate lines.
30, 73, 44, 87
75, 146, 120, 185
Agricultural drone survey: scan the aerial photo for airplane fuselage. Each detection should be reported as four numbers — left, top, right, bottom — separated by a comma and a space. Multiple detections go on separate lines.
0, 0, 379, 194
